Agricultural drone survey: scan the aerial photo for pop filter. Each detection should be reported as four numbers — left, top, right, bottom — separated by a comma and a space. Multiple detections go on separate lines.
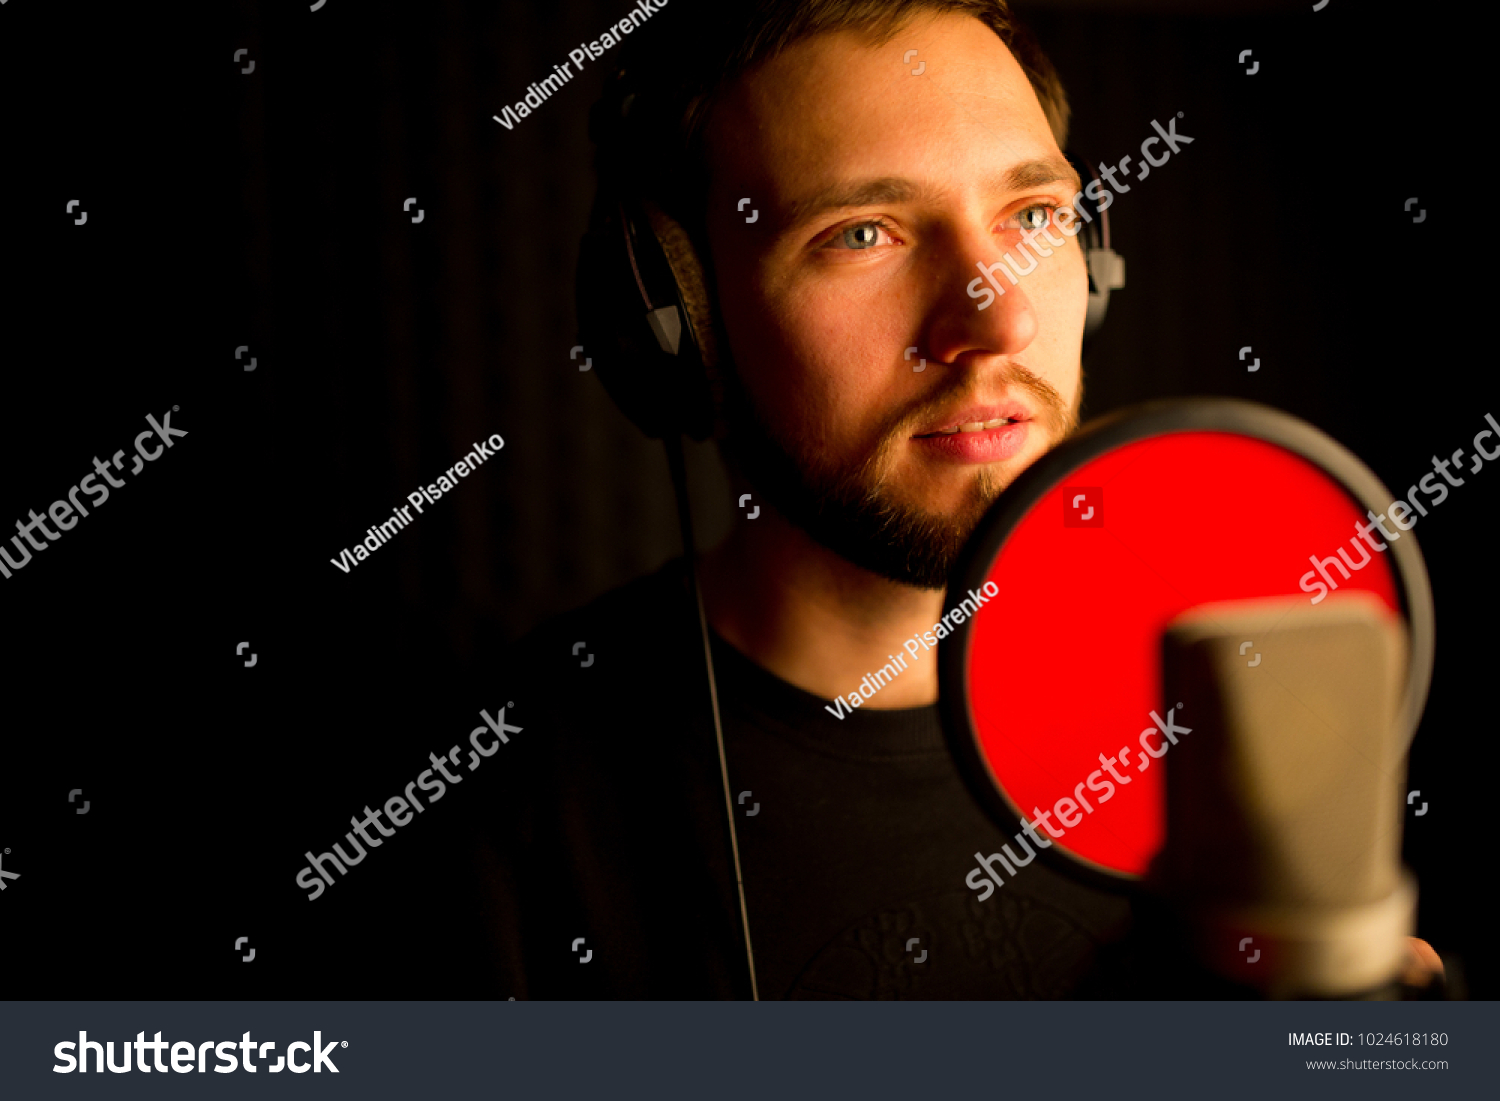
939, 398, 1435, 902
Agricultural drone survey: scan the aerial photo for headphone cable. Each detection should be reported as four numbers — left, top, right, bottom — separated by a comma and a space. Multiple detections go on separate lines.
662, 432, 761, 1001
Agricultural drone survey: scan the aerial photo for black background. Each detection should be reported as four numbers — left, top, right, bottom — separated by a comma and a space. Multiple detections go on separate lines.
0, 0, 1491, 998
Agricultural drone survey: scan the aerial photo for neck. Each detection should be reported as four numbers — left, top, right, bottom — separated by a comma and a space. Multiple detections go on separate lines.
699, 502, 946, 708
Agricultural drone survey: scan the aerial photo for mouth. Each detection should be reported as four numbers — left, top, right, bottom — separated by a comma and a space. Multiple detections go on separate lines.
912, 404, 1033, 438
908, 402, 1035, 465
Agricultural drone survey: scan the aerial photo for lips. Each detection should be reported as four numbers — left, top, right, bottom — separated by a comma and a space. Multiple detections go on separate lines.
924, 416, 1015, 436
913, 403, 1033, 438
908, 400, 1036, 464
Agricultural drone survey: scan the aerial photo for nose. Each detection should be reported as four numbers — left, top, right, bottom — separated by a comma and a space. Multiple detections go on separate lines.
920, 227, 1040, 369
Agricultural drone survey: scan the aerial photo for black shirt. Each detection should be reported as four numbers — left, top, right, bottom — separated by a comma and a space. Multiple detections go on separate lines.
469, 556, 1132, 999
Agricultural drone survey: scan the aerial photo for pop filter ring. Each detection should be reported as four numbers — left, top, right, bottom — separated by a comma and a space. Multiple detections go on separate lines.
938, 397, 1436, 892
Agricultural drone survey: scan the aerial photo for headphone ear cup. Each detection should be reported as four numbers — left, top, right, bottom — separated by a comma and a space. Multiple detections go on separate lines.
576, 192, 717, 440
1066, 152, 1125, 348
576, 198, 670, 438
639, 200, 723, 437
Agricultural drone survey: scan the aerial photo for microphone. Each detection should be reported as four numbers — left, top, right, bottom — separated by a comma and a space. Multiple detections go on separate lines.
940, 398, 1435, 998
1159, 592, 1415, 997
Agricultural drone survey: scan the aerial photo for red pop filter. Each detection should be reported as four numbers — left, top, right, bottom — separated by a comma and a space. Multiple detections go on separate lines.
939, 399, 1435, 889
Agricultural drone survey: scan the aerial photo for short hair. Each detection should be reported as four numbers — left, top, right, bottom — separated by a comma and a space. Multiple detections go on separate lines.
594, 0, 1071, 245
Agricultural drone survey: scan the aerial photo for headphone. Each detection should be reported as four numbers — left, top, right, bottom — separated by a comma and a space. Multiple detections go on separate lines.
574, 63, 1125, 1000
577, 68, 1124, 443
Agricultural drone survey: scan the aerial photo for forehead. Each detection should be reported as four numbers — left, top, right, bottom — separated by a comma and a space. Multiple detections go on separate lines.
703, 12, 1061, 212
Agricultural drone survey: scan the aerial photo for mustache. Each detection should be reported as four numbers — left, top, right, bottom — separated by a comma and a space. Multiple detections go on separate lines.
856, 362, 1076, 485
717, 357, 1081, 590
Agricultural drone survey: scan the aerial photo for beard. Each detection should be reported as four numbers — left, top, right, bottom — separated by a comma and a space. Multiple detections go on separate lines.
720, 363, 1080, 590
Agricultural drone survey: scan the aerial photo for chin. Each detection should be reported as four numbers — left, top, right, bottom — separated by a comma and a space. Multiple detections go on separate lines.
895, 471, 1005, 532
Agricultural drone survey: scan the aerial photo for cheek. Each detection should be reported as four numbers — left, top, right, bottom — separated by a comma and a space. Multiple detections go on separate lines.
715, 255, 791, 395
1033, 248, 1089, 396
725, 268, 899, 444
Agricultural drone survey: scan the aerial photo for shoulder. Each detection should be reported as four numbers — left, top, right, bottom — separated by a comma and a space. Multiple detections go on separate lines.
482, 555, 707, 746
510, 555, 695, 674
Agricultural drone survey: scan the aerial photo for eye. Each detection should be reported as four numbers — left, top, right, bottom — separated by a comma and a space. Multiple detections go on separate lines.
1013, 204, 1056, 232
823, 218, 896, 251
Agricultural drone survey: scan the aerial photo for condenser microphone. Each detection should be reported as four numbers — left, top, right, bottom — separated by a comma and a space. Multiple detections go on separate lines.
1158, 591, 1414, 996
939, 398, 1434, 998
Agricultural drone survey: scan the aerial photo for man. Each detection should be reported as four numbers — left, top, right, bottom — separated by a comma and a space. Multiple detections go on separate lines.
468, 0, 1440, 999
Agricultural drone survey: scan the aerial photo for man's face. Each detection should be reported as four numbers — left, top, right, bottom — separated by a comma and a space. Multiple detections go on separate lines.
703, 12, 1088, 589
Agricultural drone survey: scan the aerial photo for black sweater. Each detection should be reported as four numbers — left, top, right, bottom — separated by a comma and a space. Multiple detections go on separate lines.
466, 556, 1132, 999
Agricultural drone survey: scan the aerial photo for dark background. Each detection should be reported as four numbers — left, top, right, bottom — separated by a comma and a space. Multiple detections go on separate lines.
0, 0, 1490, 998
